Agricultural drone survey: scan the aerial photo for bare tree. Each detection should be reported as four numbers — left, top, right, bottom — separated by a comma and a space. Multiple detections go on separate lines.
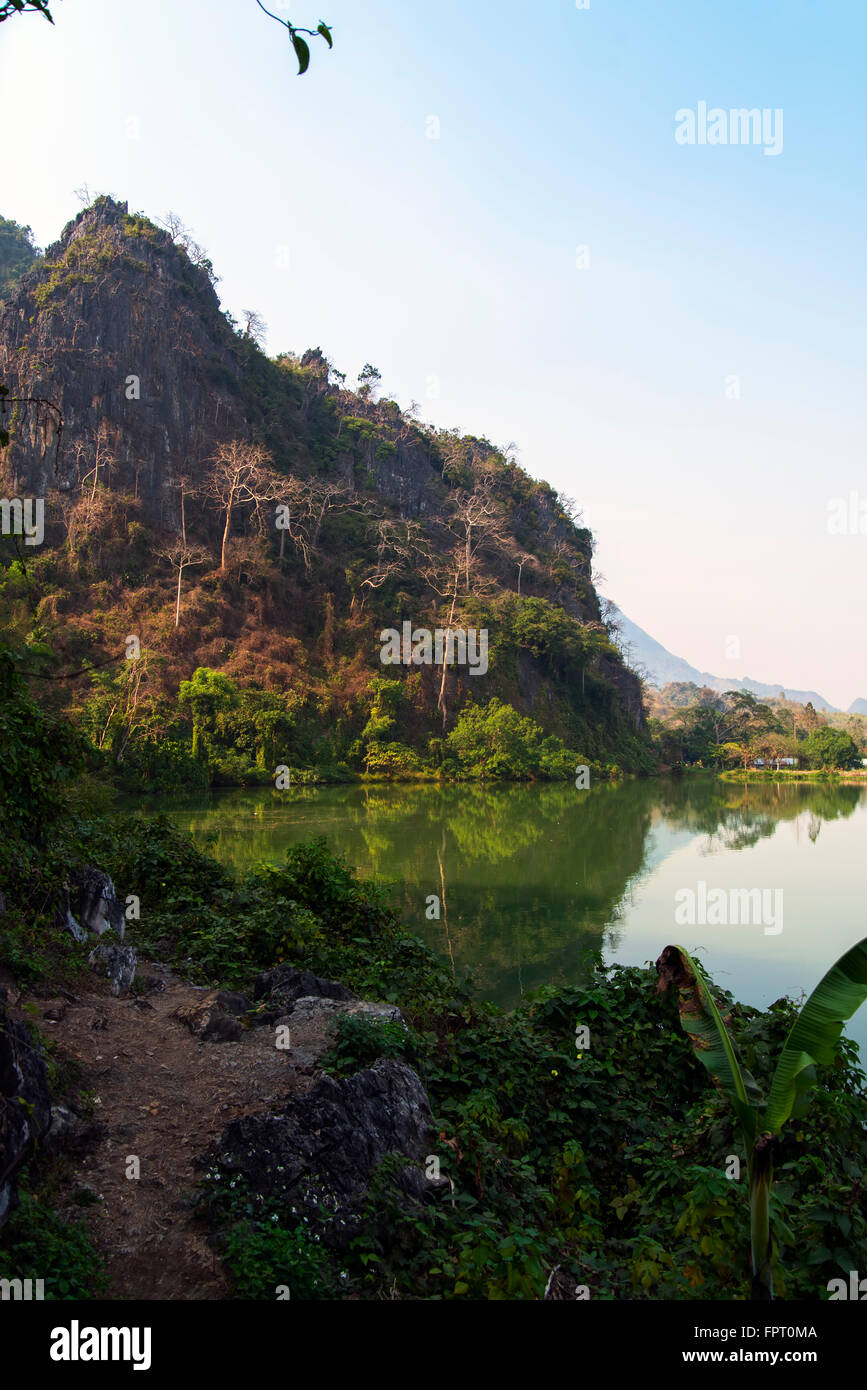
275, 475, 371, 573
156, 538, 210, 627
58, 424, 116, 556
513, 549, 537, 596
451, 478, 509, 594
69, 421, 115, 502
416, 478, 509, 727
555, 492, 583, 525
226, 533, 272, 587
419, 550, 462, 731
198, 440, 280, 572
172, 470, 197, 544
59, 488, 106, 557
241, 310, 268, 347
157, 210, 218, 283
159, 210, 191, 243
355, 517, 424, 608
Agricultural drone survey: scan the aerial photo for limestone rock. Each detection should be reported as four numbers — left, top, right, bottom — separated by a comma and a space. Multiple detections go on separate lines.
216, 990, 252, 1017
88, 943, 137, 996
203, 1058, 433, 1240
278, 996, 404, 1071
0, 1000, 52, 1225
175, 991, 243, 1043
62, 865, 126, 943
44, 1104, 104, 1157
252, 964, 357, 1023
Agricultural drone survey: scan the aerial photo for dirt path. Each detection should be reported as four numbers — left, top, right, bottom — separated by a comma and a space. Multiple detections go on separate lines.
34, 962, 315, 1301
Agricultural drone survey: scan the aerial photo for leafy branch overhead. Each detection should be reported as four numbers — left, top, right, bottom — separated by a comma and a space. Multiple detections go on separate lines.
254, 1, 333, 74
0, 1, 335, 79
0, 1, 54, 22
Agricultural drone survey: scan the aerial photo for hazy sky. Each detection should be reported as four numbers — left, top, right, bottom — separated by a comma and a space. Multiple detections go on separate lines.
2, 0, 865, 707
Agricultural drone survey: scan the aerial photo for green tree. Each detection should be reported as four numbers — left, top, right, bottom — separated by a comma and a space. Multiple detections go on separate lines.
357, 363, 382, 401
0, 639, 85, 855
447, 697, 575, 779
0, 216, 39, 300
804, 726, 860, 770
178, 667, 238, 759
360, 678, 404, 772
219, 688, 298, 770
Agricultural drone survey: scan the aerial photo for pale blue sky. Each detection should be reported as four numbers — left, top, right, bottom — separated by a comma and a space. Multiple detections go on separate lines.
2, 0, 865, 706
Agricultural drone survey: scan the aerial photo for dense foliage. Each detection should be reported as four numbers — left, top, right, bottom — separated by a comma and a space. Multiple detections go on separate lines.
0, 216, 39, 301
186, 834, 867, 1301
0, 645, 864, 1301
649, 683, 865, 772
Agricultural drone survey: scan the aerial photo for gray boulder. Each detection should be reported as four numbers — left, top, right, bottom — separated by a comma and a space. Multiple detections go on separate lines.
251, 964, 357, 1023
203, 1058, 433, 1239
62, 865, 126, 943
277, 996, 404, 1070
88, 943, 137, 996
0, 999, 52, 1225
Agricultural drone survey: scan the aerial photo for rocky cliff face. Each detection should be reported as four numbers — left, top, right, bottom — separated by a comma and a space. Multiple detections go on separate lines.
0, 199, 594, 599
0, 197, 248, 524
0, 196, 647, 742
0, 197, 458, 533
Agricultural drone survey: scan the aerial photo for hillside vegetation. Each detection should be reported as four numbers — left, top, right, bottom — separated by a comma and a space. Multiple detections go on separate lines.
1, 655, 865, 1303
0, 196, 650, 786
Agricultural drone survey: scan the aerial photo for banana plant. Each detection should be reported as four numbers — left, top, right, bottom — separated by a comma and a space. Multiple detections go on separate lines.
656, 937, 867, 1299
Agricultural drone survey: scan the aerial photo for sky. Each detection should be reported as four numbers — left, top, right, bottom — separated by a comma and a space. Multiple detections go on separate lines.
1, 0, 865, 708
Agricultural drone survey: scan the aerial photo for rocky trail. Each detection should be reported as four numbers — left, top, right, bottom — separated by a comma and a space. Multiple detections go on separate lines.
16, 961, 346, 1301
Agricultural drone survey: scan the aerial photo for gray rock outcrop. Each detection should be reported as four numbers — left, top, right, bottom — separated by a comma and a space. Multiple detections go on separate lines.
203, 1058, 434, 1239
0, 993, 52, 1225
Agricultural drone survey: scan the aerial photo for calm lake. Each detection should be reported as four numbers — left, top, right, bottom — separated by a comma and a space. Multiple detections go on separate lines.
136, 777, 867, 1061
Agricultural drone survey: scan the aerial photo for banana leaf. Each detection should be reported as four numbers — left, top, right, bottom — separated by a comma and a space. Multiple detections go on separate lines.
764, 936, 867, 1134
657, 945, 762, 1142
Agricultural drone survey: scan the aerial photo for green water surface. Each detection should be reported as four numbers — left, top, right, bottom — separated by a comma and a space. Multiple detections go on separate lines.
133, 777, 867, 1058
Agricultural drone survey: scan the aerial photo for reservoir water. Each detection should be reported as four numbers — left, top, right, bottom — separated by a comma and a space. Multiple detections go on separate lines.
139, 777, 867, 1061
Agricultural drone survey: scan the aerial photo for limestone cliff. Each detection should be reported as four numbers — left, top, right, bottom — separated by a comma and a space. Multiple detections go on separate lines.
0, 196, 648, 761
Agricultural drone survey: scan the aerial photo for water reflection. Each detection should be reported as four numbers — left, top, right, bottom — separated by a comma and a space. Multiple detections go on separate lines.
127, 778, 866, 1056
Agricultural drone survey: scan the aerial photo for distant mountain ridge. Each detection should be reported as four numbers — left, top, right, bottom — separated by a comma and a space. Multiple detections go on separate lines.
610, 608, 839, 713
